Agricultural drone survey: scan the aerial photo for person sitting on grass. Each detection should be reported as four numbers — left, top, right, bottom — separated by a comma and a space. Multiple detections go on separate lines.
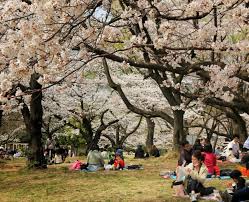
192, 138, 203, 152
150, 145, 160, 157
227, 148, 241, 163
225, 135, 241, 163
203, 144, 220, 177
135, 145, 145, 158
86, 145, 105, 171
243, 136, 249, 152
220, 169, 249, 202
113, 152, 125, 170
185, 150, 214, 201
178, 141, 192, 166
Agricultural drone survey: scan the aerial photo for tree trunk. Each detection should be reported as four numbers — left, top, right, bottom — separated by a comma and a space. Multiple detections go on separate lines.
81, 116, 94, 154
231, 118, 247, 142
145, 117, 155, 154
173, 110, 185, 150
206, 120, 216, 142
213, 134, 218, 152
90, 129, 102, 151
113, 125, 124, 149
28, 73, 45, 168
0, 108, 3, 127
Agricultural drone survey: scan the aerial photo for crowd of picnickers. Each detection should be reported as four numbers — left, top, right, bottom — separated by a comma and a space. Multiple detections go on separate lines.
3, 134, 249, 201
69, 143, 160, 172
173, 135, 249, 202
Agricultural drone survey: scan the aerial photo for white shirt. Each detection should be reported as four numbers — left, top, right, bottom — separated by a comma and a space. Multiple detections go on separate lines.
243, 137, 249, 149
225, 140, 240, 157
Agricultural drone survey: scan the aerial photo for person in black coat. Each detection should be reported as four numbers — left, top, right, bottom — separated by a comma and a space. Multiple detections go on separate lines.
230, 170, 249, 202
151, 145, 160, 157
192, 138, 203, 152
178, 141, 193, 166
135, 145, 145, 158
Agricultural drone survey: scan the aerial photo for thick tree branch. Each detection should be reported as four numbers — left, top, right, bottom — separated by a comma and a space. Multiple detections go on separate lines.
120, 116, 143, 144
86, 44, 184, 74
103, 57, 174, 125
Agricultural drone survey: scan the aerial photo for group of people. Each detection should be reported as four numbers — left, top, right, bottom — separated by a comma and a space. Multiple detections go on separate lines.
175, 136, 249, 202
74, 144, 160, 172
82, 145, 125, 172
44, 138, 69, 164
0, 147, 22, 159
134, 144, 160, 158
179, 139, 220, 177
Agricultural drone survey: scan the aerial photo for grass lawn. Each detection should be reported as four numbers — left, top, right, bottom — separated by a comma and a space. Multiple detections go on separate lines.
0, 153, 239, 202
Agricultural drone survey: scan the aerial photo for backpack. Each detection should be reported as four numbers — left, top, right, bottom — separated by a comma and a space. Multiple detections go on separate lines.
69, 160, 81, 170
220, 169, 233, 177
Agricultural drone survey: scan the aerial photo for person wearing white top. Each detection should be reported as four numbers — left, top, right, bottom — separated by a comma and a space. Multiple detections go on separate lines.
243, 136, 249, 151
225, 135, 241, 162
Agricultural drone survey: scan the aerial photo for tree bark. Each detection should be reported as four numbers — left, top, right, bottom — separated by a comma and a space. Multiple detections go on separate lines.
145, 117, 155, 154
231, 118, 247, 142
0, 108, 3, 127
173, 110, 186, 150
29, 73, 44, 167
81, 116, 94, 152
85, 109, 118, 153
115, 125, 120, 148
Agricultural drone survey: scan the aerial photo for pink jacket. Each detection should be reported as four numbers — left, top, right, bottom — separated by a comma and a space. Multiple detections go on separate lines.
203, 152, 217, 174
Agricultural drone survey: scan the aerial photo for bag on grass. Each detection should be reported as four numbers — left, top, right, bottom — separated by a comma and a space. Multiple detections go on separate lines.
220, 169, 232, 177
69, 160, 82, 170
127, 165, 142, 170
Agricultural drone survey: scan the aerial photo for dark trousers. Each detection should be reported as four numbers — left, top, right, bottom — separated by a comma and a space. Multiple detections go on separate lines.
232, 187, 249, 202
187, 179, 214, 196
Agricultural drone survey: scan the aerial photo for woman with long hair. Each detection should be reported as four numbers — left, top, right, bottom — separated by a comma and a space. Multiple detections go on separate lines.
185, 150, 214, 201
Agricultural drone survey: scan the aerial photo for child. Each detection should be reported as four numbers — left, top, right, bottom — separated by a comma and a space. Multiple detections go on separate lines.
203, 144, 220, 177
113, 153, 125, 170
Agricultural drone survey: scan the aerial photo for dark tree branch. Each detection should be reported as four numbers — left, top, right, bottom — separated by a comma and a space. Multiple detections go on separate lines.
103, 57, 174, 125
120, 115, 143, 144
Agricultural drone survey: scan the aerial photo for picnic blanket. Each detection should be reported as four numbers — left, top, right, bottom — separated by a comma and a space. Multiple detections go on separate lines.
238, 165, 249, 177
200, 192, 221, 201
160, 171, 231, 180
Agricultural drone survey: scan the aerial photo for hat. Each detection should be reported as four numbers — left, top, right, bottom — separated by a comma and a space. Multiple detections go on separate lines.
115, 149, 123, 156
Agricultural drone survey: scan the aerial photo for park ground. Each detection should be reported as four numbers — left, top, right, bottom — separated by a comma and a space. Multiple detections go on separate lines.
0, 153, 241, 202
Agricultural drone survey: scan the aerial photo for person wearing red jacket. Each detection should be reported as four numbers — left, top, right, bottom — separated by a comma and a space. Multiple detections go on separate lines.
203, 144, 220, 176
113, 153, 125, 170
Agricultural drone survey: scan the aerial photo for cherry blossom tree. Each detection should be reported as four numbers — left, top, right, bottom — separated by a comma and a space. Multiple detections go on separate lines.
1, 0, 249, 158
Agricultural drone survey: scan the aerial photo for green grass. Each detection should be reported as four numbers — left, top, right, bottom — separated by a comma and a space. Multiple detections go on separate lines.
0, 154, 240, 202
